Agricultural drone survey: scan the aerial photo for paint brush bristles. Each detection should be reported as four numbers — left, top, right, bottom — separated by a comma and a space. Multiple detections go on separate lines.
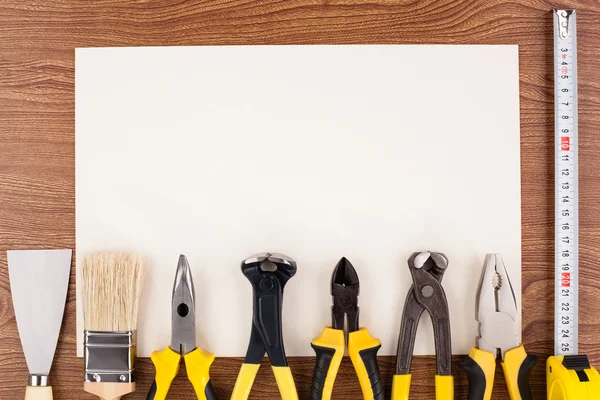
82, 253, 145, 332
82, 252, 145, 400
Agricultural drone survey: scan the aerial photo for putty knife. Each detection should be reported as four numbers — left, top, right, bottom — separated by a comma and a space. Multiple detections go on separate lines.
7, 249, 72, 400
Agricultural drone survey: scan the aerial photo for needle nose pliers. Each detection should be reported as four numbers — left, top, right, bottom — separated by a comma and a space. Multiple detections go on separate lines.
459, 253, 537, 400
392, 251, 454, 400
147, 255, 216, 400
310, 257, 384, 400
231, 253, 299, 400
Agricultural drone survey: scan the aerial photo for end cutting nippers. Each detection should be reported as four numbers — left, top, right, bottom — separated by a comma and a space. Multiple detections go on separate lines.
230, 253, 299, 400
392, 251, 454, 400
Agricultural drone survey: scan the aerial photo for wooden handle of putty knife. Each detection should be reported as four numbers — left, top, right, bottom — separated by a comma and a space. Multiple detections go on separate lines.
25, 386, 53, 400
84, 382, 136, 400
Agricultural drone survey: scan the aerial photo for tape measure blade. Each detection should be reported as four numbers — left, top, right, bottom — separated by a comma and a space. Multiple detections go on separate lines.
554, 9, 578, 356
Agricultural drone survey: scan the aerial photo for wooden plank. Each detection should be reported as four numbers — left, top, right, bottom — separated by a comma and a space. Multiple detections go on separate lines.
1, 0, 599, 398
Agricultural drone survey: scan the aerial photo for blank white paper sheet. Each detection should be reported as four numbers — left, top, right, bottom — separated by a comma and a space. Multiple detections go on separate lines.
76, 45, 521, 357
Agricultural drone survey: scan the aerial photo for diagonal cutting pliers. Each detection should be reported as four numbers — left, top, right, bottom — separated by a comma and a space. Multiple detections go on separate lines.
392, 251, 454, 400
147, 255, 217, 400
459, 253, 537, 400
310, 257, 384, 400
230, 253, 299, 400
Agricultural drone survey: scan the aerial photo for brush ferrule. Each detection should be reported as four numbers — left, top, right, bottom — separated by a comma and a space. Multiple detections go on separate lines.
84, 330, 136, 383
29, 375, 48, 387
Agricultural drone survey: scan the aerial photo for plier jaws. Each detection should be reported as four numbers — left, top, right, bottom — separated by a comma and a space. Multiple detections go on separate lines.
331, 257, 360, 332
171, 254, 196, 356
476, 253, 519, 359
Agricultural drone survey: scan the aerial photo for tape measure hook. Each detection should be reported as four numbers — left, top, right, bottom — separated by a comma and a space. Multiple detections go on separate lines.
556, 9, 575, 39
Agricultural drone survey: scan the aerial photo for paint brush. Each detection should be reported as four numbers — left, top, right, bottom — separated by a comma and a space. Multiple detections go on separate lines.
81, 253, 146, 400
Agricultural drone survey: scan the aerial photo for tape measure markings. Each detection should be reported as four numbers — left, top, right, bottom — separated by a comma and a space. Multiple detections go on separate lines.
554, 9, 579, 356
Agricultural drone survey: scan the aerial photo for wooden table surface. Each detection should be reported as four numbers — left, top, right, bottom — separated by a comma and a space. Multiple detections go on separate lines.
1, 0, 600, 398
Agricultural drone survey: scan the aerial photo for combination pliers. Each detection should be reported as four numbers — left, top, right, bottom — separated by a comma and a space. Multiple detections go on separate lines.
147, 255, 216, 400
459, 253, 537, 400
310, 257, 384, 400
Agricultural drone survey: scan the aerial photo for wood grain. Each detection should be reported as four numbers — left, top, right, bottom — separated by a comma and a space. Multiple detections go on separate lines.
1, 0, 600, 398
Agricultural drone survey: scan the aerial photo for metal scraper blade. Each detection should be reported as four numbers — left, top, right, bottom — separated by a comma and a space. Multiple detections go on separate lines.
7, 249, 72, 376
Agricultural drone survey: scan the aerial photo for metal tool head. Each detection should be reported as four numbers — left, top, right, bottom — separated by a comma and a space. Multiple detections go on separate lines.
476, 253, 520, 359
409, 251, 448, 276
241, 252, 297, 288
7, 249, 72, 380
171, 254, 196, 355
331, 257, 360, 332
243, 252, 296, 274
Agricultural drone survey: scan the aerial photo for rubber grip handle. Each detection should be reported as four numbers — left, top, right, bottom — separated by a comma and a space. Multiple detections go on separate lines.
185, 347, 217, 400
391, 374, 411, 400
272, 366, 299, 400
458, 347, 496, 400
501, 345, 537, 400
310, 344, 336, 400
25, 386, 53, 400
230, 363, 260, 400
146, 347, 181, 400
435, 375, 454, 400
348, 328, 384, 400
310, 328, 345, 400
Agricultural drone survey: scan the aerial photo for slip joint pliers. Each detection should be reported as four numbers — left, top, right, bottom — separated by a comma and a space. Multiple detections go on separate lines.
459, 253, 537, 400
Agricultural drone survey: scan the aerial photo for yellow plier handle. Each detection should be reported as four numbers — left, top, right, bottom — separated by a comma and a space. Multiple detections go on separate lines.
185, 347, 217, 400
231, 363, 298, 400
459, 345, 536, 400
310, 327, 383, 400
309, 328, 345, 400
392, 374, 454, 400
547, 354, 600, 399
348, 328, 384, 400
147, 346, 216, 400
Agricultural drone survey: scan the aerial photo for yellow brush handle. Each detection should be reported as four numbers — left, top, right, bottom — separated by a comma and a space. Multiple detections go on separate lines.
230, 363, 260, 400
501, 345, 537, 399
458, 347, 496, 400
148, 346, 181, 400
391, 374, 411, 400
24, 386, 52, 400
435, 375, 454, 400
348, 328, 384, 400
310, 327, 345, 400
547, 355, 600, 399
272, 366, 299, 400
